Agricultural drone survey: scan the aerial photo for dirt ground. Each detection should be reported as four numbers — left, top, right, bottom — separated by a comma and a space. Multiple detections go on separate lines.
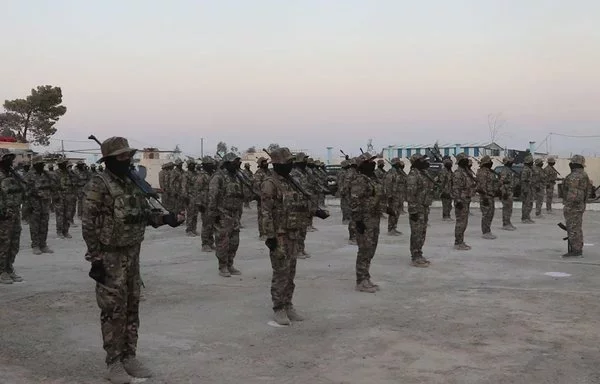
1, 200, 599, 384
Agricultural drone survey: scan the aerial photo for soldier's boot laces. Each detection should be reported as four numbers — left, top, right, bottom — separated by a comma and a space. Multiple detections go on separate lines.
32, 248, 43, 255
122, 357, 153, 378
454, 243, 472, 251
482, 233, 497, 240
228, 266, 241, 275
355, 281, 377, 293
201, 245, 213, 252
219, 267, 231, 277
274, 309, 291, 326
9, 271, 23, 282
41, 246, 54, 254
411, 258, 430, 268
0, 272, 14, 284
367, 279, 380, 291
105, 362, 131, 384
286, 306, 305, 322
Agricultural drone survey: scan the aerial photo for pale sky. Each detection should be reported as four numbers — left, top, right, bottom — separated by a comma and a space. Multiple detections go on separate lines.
2, 0, 599, 160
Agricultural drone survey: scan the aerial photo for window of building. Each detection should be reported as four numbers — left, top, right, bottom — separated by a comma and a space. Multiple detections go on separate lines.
416, 148, 421, 155
444, 148, 450, 156
406, 148, 411, 157
397, 149, 402, 158
473, 147, 480, 157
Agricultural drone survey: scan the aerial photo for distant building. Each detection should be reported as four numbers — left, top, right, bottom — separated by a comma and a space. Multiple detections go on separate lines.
0, 140, 34, 164
384, 142, 505, 160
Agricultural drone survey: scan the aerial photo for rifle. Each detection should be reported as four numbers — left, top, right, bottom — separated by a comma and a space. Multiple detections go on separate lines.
340, 149, 349, 160
214, 152, 260, 200
557, 223, 572, 254
88, 135, 169, 213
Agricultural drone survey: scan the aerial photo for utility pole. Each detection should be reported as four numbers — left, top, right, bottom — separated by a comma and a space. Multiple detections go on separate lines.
201, 137, 204, 158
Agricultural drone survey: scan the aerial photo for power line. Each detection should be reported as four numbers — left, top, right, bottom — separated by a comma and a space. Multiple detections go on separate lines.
550, 132, 600, 139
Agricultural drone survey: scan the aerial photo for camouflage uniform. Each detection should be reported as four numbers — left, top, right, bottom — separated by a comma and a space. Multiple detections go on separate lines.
342, 159, 359, 243
383, 158, 403, 234
253, 157, 270, 239
158, 162, 173, 210
74, 161, 90, 219
533, 158, 545, 216
25, 157, 54, 253
476, 156, 498, 238
337, 161, 350, 223
170, 159, 185, 213
351, 153, 383, 291
47, 164, 57, 213
290, 153, 312, 257
183, 160, 202, 235
242, 163, 254, 208
374, 160, 386, 182
562, 155, 590, 256
199, 157, 216, 250
54, 160, 77, 238
499, 157, 516, 229
0, 150, 24, 283
452, 153, 476, 249
520, 156, 535, 223
440, 158, 453, 220
544, 158, 559, 212
20, 165, 31, 223
305, 159, 320, 231
397, 163, 407, 214
67, 164, 78, 224
406, 154, 434, 266
208, 153, 244, 276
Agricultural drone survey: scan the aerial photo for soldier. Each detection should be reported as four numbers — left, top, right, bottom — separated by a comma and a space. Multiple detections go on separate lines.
452, 153, 475, 250
440, 156, 454, 221
337, 160, 350, 223
374, 159, 386, 182
261, 147, 308, 325
90, 163, 97, 173
533, 158, 545, 217
305, 158, 320, 232
383, 158, 403, 236
158, 162, 172, 209
561, 155, 590, 257
55, 159, 77, 239
397, 160, 407, 214
74, 161, 90, 220
0, 149, 25, 284
25, 156, 54, 255
544, 157, 560, 213
242, 162, 254, 209
253, 157, 270, 240
21, 163, 31, 224
82, 137, 183, 383
476, 156, 498, 239
208, 153, 244, 277
499, 157, 517, 230
406, 154, 434, 267
290, 152, 312, 258
520, 155, 535, 223
351, 153, 383, 292
199, 157, 217, 252
183, 159, 202, 236
342, 158, 359, 244
170, 159, 185, 214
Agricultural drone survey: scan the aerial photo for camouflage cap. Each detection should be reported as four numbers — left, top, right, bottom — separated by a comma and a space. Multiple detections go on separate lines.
98, 137, 137, 163
356, 152, 377, 166
174, 158, 183, 165
256, 156, 268, 164
77, 160, 85, 165
32, 155, 45, 165
201, 156, 216, 165
547, 157, 556, 164
307, 157, 315, 165
443, 156, 453, 165
390, 157, 401, 165
409, 154, 424, 164
570, 154, 585, 166
377, 159, 385, 165
502, 156, 514, 164
244, 162, 251, 168
186, 158, 196, 165
534, 158, 544, 165
340, 160, 348, 167
348, 157, 358, 166
269, 147, 294, 164
294, 152, 308, 163
0, 148, 15, 161
480, 155, 492, 165
524, 155, 533, 164
221, 152, 240, 163
455, 152, 468, 162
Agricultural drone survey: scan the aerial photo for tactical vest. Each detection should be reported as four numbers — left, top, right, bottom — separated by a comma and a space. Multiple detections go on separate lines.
271, 176, 308, 232
222, 173, 244, 211
0, 172, 24, 216
30, 172, 53, 200
96, 173, 147, 247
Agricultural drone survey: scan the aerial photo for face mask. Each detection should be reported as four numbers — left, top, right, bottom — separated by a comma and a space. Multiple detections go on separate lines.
569, 163, 583, 170
59, 164, 67, 170
482, 163, 492, 169
416, 161, 430, 170
297, 162, 307, 170
0, 158, 14, 170
77, 165, 85, 170
203, 164, 215, 174
33, 163, 45, 173
444, 163, 452, 169
224, 162, 238, 174
259, 163, 268, 169
273, 163, 293, 177
105, 157, 131, 177
358, 162, 376, 176
458, 159, 469, 168
188, 164, 196, 171
505, 162, 513, 168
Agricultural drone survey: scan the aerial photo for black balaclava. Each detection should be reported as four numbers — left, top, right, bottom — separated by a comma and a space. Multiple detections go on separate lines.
0, 156, 14, 171
77, 163, 85, 170
259, 161, 268, 170
23, 164, 30, 172
536, 162, 543, 168
458, 159, 469, 168
273, 162, 293, 177
392, 163, 401, 170
224, 160, 240, 174
358, 160, 376, 176
505, 162, 513, 168
105, 156, 131, 178
188, 163, 196, 171
58, 163, 67, 171
377, 163, 385, 170
482, 162, 492, 169
569, 163, 583, 171
295, 161, 307, 171
203, 163, 216, 175
444, 162, 452, 170
33, 163, 45, 173
176, 163, 183, 171
416, 159, 430, 170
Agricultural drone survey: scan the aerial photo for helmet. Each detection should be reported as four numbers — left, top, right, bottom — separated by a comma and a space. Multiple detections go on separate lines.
534, 158, 544, 166
356, 153, 377, 166
98, 137, 137, 163
570, 154, 585, 166
409, 154, 423, 164
294, 152, 308, 163
201, 156, 216, 165
269, 147, 294, 164
502, 157, 514, 164
221, 153, 240, 163
455, 153, 467, 162
32, 155, 45, 165
390, 157, 402, 166
174, 158, 183, 165
524, 155, 533, 164
547, 157, 556, 164
480, 155, 492, 165
0, 148, 15, 161
377, 159, 385, 165
256, 157, 268, 165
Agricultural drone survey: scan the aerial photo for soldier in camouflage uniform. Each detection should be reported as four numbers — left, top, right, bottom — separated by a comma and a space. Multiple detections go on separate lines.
533, 158, 545, 217
183, 159, 202, 236
342, 158, 359, 244
199, 157, 217, 252
520, 155, 535, 223
208, 153, 244, 277
82, 137, 183, 383
561, 155, 590, 257
544, 157, 559, 213
383, 158, 403, 236
452, 153, 476, 250
242, 162, 254, 209
476, 156, 498, 239
47, 163, 57, 213
20, 164, 31, 224
337, 160, 350, 223
290, 152, 312, 258
74, 160, 90, 220
170, 159, 185, 214
253, 157, 270, 240
440, 156, 454, 221
0, 150, 25, 284
406, 154, 434, 267
351, 153, 383, 292
25, 156, 54, 255
55, 159, 77, 239
305, 158, 320, 232
261, 147, 308, 325
374, 159, 386, 182
397, 160, 407, 214
90, 163, 97, 173
158, 162, 173, 210
499, 157, 517, 230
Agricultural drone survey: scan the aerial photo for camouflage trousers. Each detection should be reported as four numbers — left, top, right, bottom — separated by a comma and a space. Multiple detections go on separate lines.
269, 232, 298, 311
356, 216, 380, 284
340, 196, 351, 222
95, 243, 142, 365
172, 195, 185, 215
185, 202, 199, 233
77, 194, 85, 219
21, 199, 31, 223
545, 184, 555, 211
387, 200, 401, 231
214, 216, 240, 268
535, 187, 544, 216
441, 197, 453, 219
564, 206, 584, 254
200, 211, 215, 247
161, 193, 172, 212
29, 198, 51, 249
319, 193, 325, 207
68, 195, 77, 223
501, 195, 513, 226
521, 190, 533, 221
297, 225, 308, 254
55, 196, 74, 236
454, 201, 470, 245
257, 200, 265, 237
399, 193, 406, 213
480, 197, 495, 234
409, 207, 429, 259
0, 213, 21, 274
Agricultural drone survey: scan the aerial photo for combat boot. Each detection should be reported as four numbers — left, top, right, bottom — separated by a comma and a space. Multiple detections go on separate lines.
387, 230, 401, 236
105, 361, 131, 384
502, 224, 515, 231
70, 222, 78, 228
301, 250, 311, 258
367, 279, 380, 291
64, 233, 72, 239
273, 309, 291, 325
32, 247, 43, 255
57, 233, 65, 239
454, 243, 472, 251
442, 217, 454, 222
0, 272, 13, 284
41, 246, 54, 254
355, 281, 377, 293
228, 266, 241, 275
201, 245, 213, 252
219, 267, 231, 277
122, 357, 152, 378
482, 233, 497, 240
411, 257, 430, 268
521, 219, 535, 224
9, 271, 23, 282
562, 251, 583, 258
285, 306, 305, 322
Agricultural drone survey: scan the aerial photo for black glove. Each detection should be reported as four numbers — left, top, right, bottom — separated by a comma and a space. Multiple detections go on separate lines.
386, 207, 395, 216
162, 212, 182, 227
409, 213, 419, 222
441, 192, 451, 199
315, 208, 330, 220
502, 193, 509, 200
455, 201, 464, 210
265, 237, 278, 251
481, 197, 490, 207
198, 205, 206, 213
355, 220, 366, 234
89, 260, 105, 284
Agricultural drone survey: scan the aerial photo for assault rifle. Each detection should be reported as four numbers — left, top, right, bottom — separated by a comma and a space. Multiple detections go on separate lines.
214, 153, 260, 200
340, 149, 350, 160
557, 222, 572, 254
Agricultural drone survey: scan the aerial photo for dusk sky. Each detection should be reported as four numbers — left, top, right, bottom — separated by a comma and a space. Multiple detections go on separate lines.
2, 0, 599, 159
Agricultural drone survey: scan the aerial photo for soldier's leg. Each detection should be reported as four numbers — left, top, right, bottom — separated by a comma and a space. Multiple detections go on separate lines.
269, 234, 290, 311
364, 222, 380, 280
535, 191, 543, 216
421, 208, 429, 248
29, 200, 41, 249
399, 194, 406, 214
0, 220, 10, 275
454, 202, 468, 245
185, 203, 196, 233
257, 201, 264, 238
388, 207, 399, 232
409, 212, 422, 259
55, 199, 64, 236
8, 215, 21, 273
546, 185, 553, 212
298, 225, 307, 255
77, 195, 83, 219
40, 201, 50, 248
565, 209, 584, 254
283, 236, 297, 306
228, 228, 240, 267
355, 226, 369, 284
123, 244, 142, 359
214, 223, 230, 269
481, 202, 492, 234
521, 194, 530, 220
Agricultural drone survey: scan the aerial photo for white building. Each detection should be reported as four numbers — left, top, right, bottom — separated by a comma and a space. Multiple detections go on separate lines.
383, 142, 505, 160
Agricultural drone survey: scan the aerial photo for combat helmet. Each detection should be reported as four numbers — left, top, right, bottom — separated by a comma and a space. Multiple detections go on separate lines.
356, 152, 377, 166
32, 155, 45, 165
524, 155, 533, 164
480, 155, 492, 165
0, 148, 15, 162
547, 157, 556, 165
294, 152, 308, 163
409, 154, 424, 164
502, 156, 514, 165
570, 155, 585, 166
256, 156, 268, 165
455, 152, 468, 163
221, 153, 240, 163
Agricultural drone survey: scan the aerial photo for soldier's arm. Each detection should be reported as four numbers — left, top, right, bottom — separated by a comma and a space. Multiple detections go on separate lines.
207, 174, 221, 218
451, 172, 461, 200
260, 179, 278, 238
81, 176, 108, 260
349, 179, 366, 221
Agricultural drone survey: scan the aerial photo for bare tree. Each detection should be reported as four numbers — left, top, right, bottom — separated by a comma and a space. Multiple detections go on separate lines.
488, 113, 506, 143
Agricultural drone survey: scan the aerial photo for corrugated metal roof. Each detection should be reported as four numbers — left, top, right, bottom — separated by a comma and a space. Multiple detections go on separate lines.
388, 142, 499, 149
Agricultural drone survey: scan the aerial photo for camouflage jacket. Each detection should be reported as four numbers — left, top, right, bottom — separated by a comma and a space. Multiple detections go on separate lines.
208, 169, 244, 221
82, 170, 163, 256
532, 166, 544, 190
562, 168, 590, 210
0, 168, 24, 217
406, 168, 434, 213
341, 168, 358, 198
336, 169, 347, 197
452, 167, 476, 203
158, 169, 169, 192
260, 172, 309, 238
350, 173, 383, 222
374, 167, 386, 182
544, 165, 559, 185
169, 169, 184, 196
290, 168, 312, 197
183, 170, 203, 204
25, 170, 54, 200
73, 168, 90, 190
520, 165, 533, 195
499, 167, 515, 197
198, 171, 213, 207
253, 167, 271, 196
383, 168, 403, 204
476, 167, 498, 198
439, 167, 453, 195
55, 169, 77, 200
